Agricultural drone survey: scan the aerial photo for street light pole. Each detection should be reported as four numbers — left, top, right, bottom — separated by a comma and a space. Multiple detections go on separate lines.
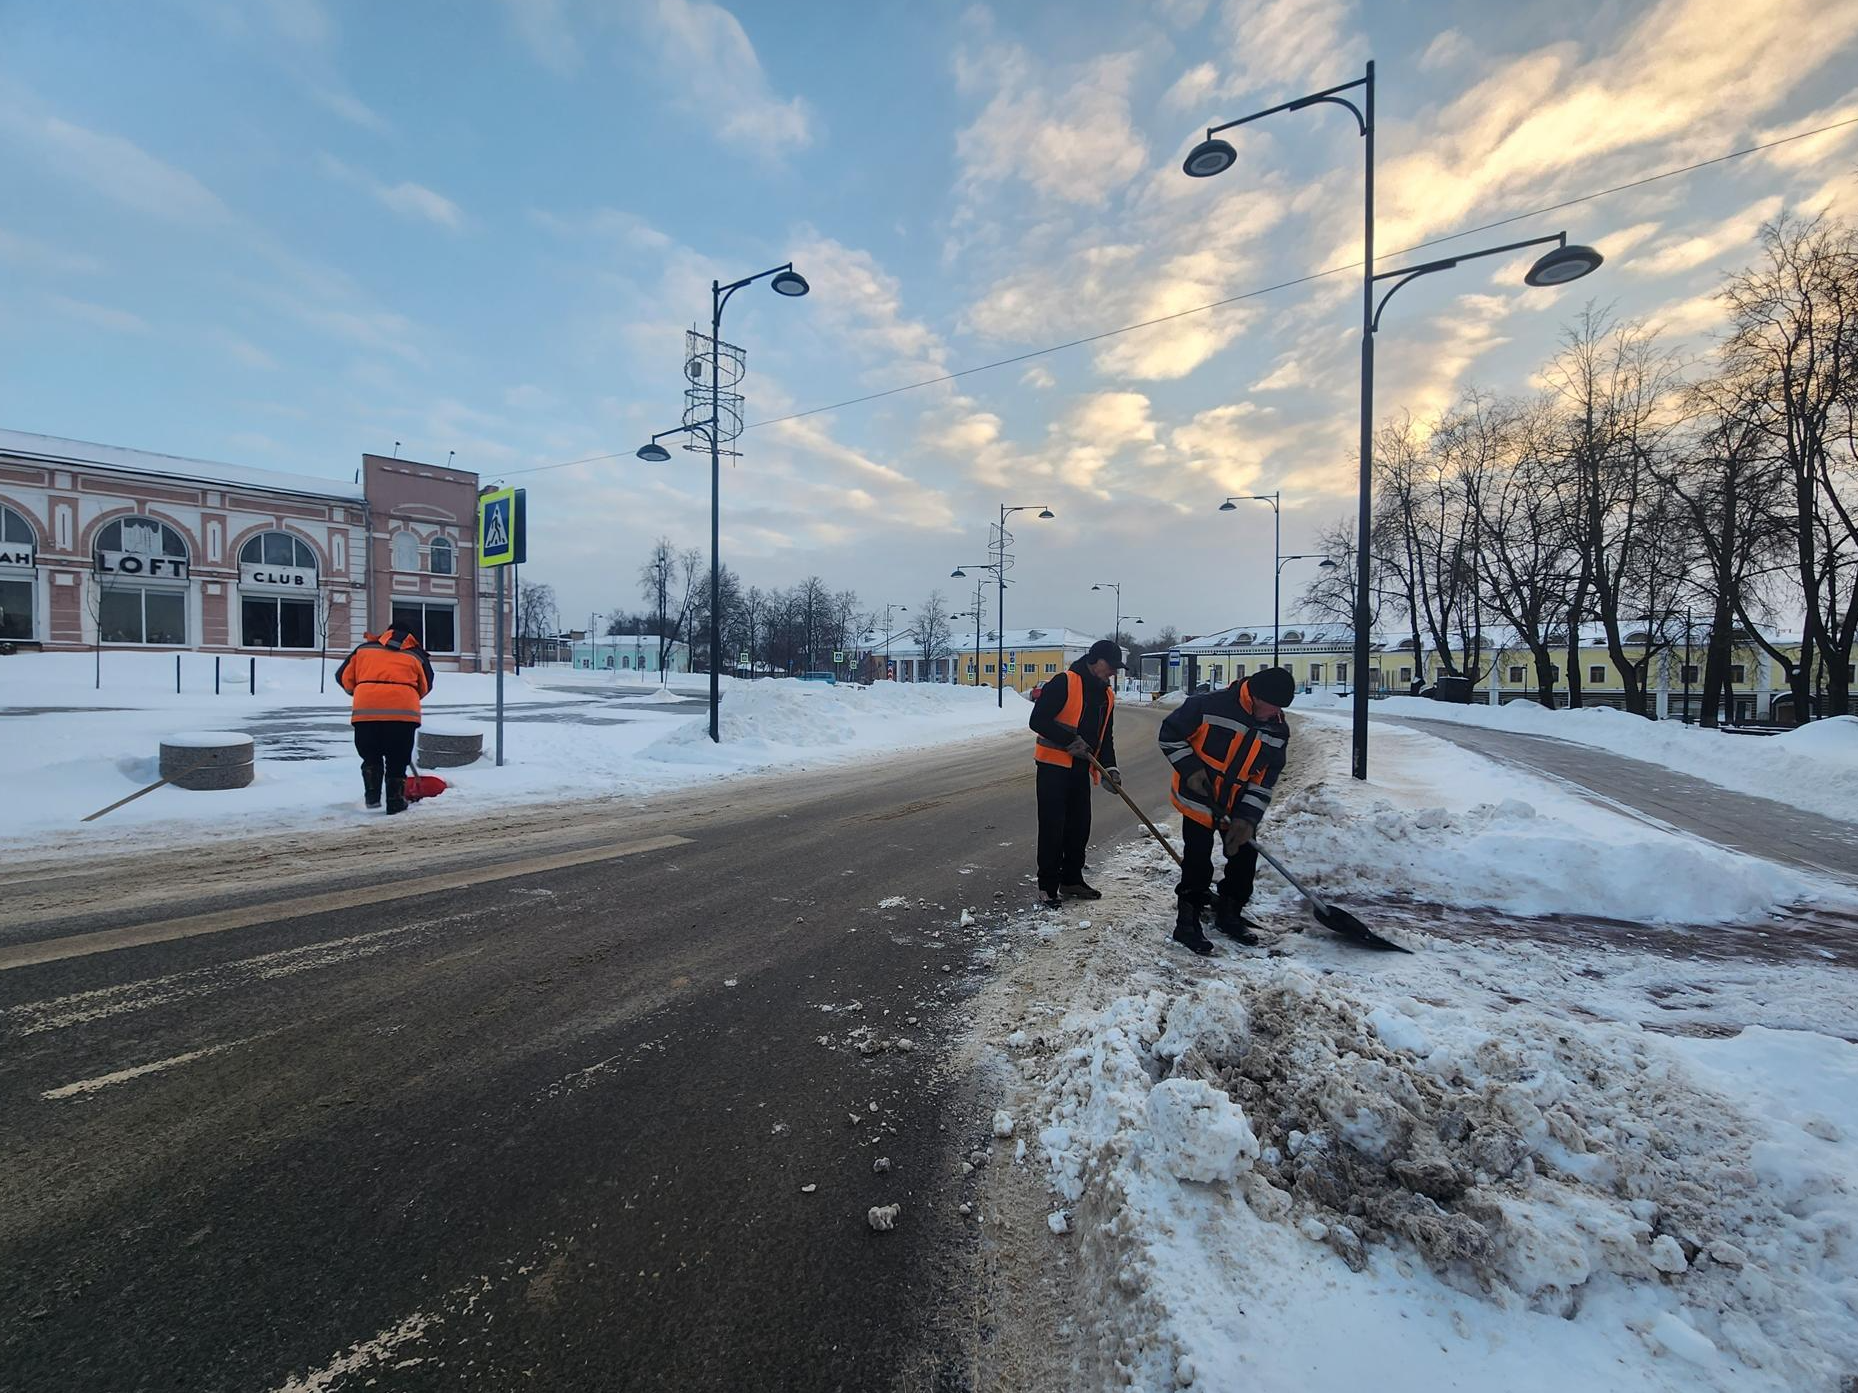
635, 261, 809, 743
1184, 64, 1601, 779
1220, 493, 1281, 664
963, 503, 1052, 707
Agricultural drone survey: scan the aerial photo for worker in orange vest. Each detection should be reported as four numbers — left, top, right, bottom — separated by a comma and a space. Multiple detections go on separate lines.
1158, 666, 1294, 954
335, 624, 435, 814
1027, 638, 1124, 908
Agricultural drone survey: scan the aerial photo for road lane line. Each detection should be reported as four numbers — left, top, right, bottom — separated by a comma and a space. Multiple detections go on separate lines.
0, 833, 692, 973
41, 1032, 271, 1099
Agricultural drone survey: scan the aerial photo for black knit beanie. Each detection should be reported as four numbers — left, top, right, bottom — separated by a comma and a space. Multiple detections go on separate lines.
1247, 666, 1295, 707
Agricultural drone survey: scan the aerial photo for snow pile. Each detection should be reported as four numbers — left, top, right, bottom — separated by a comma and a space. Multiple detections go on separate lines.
1373, 697, 1858, 825
1269, 779, 1814, 923
650, 677, 1020, 756
1023, 936, 1858, 1391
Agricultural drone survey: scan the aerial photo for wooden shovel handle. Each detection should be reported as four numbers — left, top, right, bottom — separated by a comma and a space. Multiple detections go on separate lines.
1086, 753, 1184, 867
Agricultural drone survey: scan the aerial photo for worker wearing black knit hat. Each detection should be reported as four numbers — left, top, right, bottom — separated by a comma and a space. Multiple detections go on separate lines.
1156, 666, 1294, 954
1028, 639, 1124, 908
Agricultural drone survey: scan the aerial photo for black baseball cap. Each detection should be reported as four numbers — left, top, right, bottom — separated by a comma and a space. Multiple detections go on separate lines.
1086, 639, 1127, 670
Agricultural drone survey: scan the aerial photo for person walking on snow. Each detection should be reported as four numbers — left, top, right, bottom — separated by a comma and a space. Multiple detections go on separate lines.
1028, 638, 1125, 908
1158, 666, 1294, 955
335, 624, 434, 815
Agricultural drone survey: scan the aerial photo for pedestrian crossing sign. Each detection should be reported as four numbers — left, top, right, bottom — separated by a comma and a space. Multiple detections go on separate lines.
478, 487, 520, 566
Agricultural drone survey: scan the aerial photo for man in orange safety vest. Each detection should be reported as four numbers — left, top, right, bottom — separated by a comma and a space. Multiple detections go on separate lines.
1027, 638, 1125, 908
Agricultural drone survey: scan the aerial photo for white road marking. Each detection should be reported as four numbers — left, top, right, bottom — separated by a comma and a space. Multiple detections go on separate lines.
41, 1032, 269, 1100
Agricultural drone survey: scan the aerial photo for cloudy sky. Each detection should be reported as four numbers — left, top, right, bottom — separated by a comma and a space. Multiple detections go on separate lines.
2, 0, 1855, 639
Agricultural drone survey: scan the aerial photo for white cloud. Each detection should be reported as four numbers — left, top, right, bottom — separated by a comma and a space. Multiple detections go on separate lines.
1162, 62, 1221, 114
500, 0, 582, 74
0, 226, 102, 275
1207, 0, 1367, 102
1021, 365, 1056, 389
647, 0, 814, 152
1756, 99, 1858, 172
262, 0, 333, 49
789, 234, 948, 382
44, 293, 149, 335
954, 42, 1149, 208
218, 333, 279, 370
0, 98, 230, 225
319, 155, 466, 231
1630, 196, 1783, 277
532, 207, 673, 250
1418, 27, 1471, 73
312, 84, 389, 133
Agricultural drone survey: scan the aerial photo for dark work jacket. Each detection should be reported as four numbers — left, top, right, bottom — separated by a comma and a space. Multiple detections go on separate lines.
1028, 659, 1118, 773
1158, 679, 1289, 829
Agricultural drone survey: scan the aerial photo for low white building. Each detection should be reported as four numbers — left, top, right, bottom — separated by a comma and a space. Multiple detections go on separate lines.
570, 635, 690, 674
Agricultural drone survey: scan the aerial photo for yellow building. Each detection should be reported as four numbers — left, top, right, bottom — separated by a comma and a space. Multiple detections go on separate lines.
1167, 623, 1810, 720
886, 626, 1097, 693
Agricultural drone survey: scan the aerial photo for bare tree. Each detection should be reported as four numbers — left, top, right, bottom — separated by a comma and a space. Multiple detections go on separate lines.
1719, 212, 1858, 720
637, 538, 704, 679
517, 579, 559, 666
910, 590, 954, 681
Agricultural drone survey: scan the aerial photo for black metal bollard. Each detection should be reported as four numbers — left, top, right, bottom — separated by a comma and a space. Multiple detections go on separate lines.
176, 653, 182, 694
215, 656, 220, 695
249, 657, 256, 696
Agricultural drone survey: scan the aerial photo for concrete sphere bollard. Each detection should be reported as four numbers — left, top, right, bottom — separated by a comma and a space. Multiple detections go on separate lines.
417, 723, 485, 769
160, 731, 256, 791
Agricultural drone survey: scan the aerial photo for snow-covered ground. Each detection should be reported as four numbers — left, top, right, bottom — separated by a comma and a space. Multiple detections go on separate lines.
0, 653, 1025, 855
1366, 694, 1858, 826
969, 719, 1858, 1391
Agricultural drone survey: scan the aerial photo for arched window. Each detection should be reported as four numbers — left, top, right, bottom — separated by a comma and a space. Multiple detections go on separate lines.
94, 517, 190, 645
391, 531, 419, 571
240, 531, 317, 569
0, 505, 37, 642
429, 536, 454, 575
238, 531, 319, 649
98, 517, 188, 559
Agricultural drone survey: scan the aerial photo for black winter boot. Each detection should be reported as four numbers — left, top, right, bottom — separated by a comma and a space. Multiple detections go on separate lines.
1060, 880, 1102, 901
1213, 897, 1262, 945
1172, 898, 1214, 956
361, 764, 383, 809
384, 777, 407, 815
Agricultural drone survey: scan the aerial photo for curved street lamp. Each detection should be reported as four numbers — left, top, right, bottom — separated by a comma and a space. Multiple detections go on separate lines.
963, 504, 1054, 707
1219, 492, 1282, 663
634, 260, 809, 742
1183, 63, 1602, 779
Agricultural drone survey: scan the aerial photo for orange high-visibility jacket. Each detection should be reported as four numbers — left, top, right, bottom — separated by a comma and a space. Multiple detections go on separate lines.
1029, 662, 1117, 783
335, 627, 435, 724
1158, 678, 1289, 828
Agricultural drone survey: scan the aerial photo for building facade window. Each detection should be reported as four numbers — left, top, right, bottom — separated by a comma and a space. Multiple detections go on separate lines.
1508, 665, 1526, 683
1398, 667, 1412, 684
1589, 665, 1606, 684
1337, 662, 1348, 684
391, 600, 457, 654
0, 504, 38, 641
239, 531, 319, 649
429, 536, 455, 575
94, 517, 190, 645
1729, 664, 1746, 683
1309, 663, 1324, 684
391, 531, 419, 571
1682, 665, 1699, 683
1234, 664, 1246, 679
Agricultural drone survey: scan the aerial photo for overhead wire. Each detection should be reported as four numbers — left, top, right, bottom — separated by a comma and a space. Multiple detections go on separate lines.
502, 113, 1858, 478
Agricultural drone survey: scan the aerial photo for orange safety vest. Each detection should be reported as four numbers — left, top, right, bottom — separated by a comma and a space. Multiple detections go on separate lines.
337, 628, 433, 724
1033, 672, 1116, 783
1164, 681, 1286, 828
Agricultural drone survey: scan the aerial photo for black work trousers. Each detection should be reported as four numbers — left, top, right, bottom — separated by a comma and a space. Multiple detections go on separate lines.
1035, 761, 1093, 891
1178, 818, 1258, 908
354, 721, 417, 781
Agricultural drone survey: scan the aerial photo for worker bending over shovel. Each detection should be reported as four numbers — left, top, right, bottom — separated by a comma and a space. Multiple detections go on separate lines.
1157, 666, 1294, 955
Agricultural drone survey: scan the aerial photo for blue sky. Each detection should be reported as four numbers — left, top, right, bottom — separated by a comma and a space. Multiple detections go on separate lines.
2, 0, 1855, 638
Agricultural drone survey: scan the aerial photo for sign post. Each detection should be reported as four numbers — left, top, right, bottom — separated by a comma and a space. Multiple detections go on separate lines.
478, 486, 523, 768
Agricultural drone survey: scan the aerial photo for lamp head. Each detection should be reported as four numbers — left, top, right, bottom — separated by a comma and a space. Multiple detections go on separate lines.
770, 269, 810, 298
950, 567, 967, 578
1320, 558, 1338, 570
1182, 137, 1238, 179
1038, 508, 1055, 520
1525, 243, 1604, 288
1218, 499, 1237, 511
636, 442, 672, 463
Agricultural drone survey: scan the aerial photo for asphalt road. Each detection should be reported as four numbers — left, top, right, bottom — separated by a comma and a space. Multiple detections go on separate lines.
1379, 714, 1858, 885
0, 703, 1173, 1393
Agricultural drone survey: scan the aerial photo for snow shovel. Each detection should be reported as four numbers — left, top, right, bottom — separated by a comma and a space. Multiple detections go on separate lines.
1086, 753, 1183, 867
1252, 843, 1412, 954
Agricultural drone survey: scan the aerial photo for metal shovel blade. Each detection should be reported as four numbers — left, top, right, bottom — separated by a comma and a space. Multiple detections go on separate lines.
1311, 901, 1412, 954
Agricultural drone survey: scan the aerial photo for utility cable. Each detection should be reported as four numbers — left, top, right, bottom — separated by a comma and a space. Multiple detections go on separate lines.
503, 113, 1858, 477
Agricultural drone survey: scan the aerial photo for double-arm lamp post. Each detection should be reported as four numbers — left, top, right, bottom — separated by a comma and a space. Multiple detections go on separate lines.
636, 262, 809, 743
1184, 61, 1602, 779
1090, 581, 1125, 647
952, 502, 1052, 707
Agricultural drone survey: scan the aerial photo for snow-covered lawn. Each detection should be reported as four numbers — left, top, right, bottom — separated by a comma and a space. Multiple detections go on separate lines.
1366, 694, 1858, 826
970, 720, 1858, 1391
0, 653, 1025, 855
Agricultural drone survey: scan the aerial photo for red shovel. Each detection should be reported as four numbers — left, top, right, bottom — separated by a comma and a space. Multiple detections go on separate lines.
404, 757, 447, 802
